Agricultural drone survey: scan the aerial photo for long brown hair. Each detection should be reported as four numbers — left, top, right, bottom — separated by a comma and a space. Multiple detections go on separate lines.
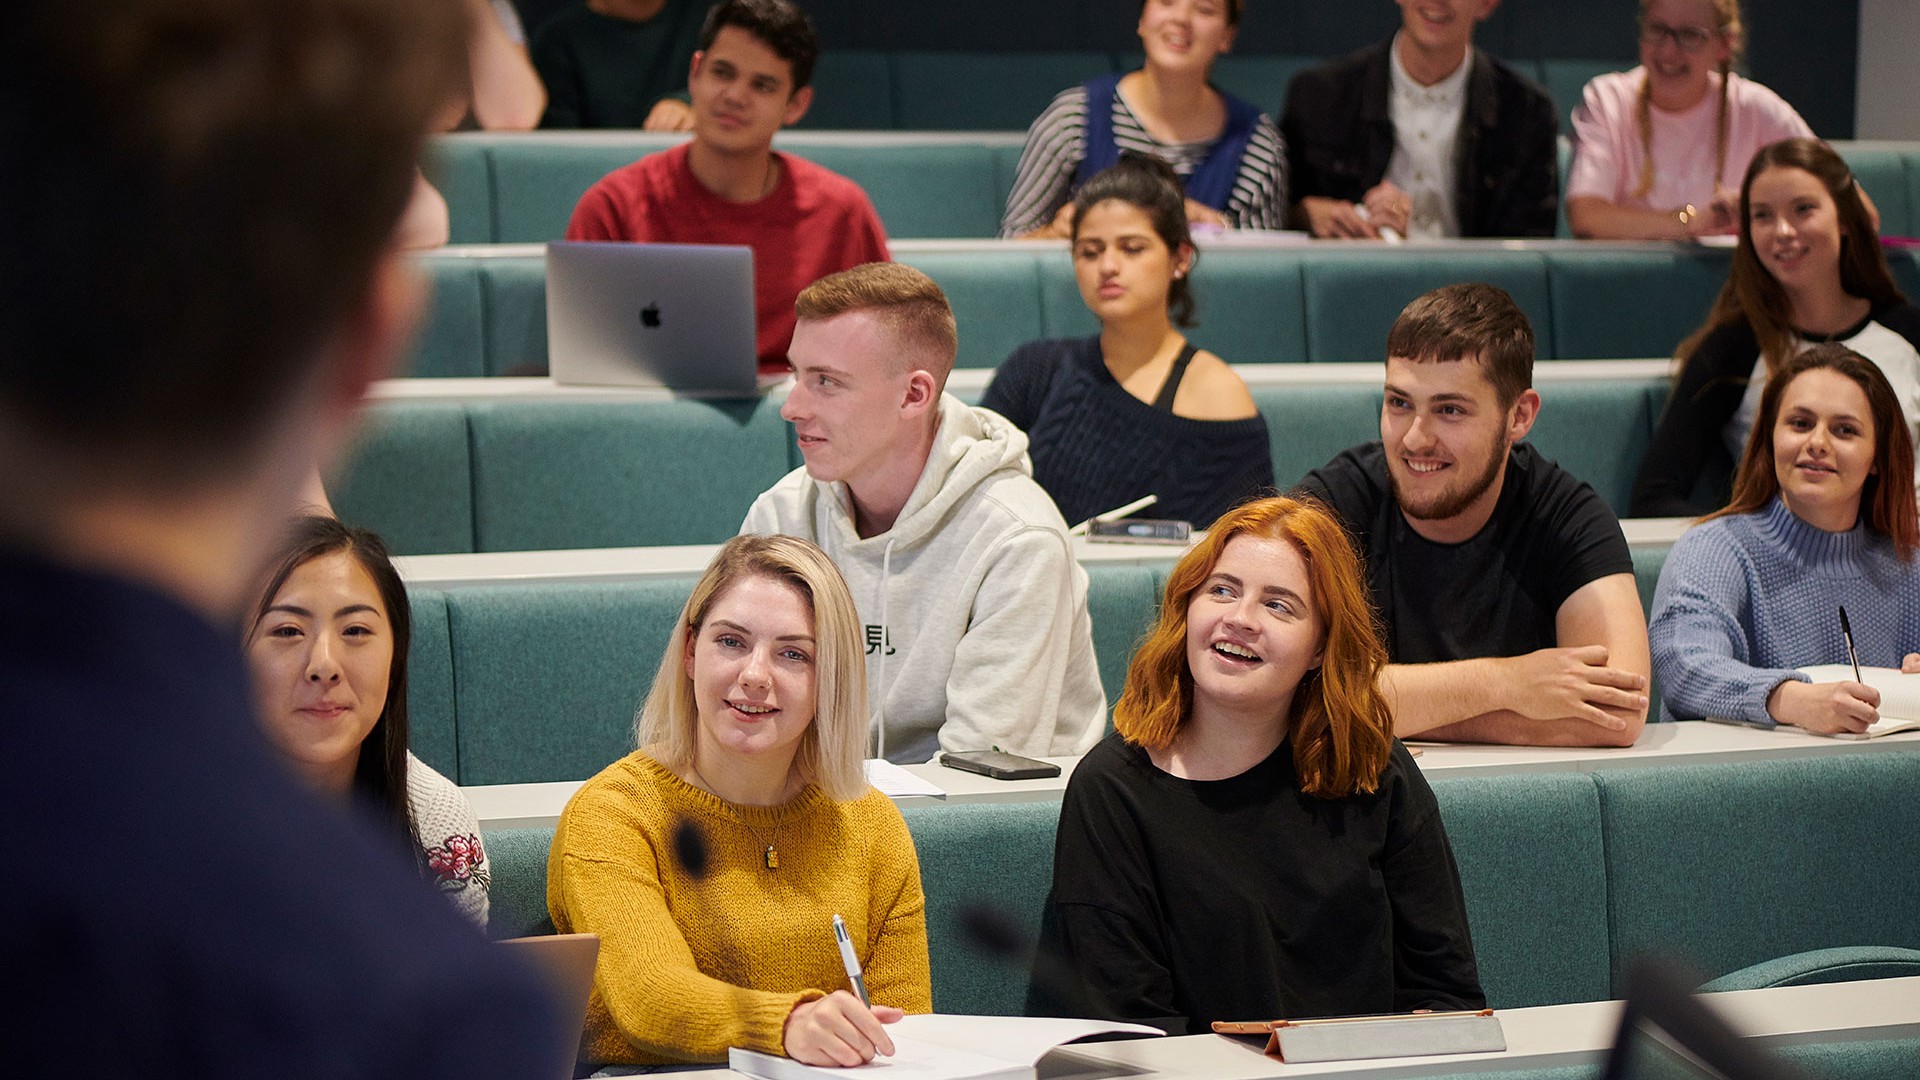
1114, 496, 1394, 798
1633, 0, 1743, 200
1709, 343, 1918, 559
1675, 138, 1903, 382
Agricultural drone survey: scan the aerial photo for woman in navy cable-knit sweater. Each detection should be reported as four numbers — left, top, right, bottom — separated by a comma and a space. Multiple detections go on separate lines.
1649, 343, 1920, 732
983, 155, 1272, 529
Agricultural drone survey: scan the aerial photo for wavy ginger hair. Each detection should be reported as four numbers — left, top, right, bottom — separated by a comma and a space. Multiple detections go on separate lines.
1114, 496, 1394, 798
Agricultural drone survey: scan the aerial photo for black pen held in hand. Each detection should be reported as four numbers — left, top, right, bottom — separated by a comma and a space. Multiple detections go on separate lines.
1839, 606, 1863, 684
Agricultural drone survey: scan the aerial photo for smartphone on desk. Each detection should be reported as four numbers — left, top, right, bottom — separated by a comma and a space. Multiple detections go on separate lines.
939, 750, 1061, 781
1087, 518, 1190, 545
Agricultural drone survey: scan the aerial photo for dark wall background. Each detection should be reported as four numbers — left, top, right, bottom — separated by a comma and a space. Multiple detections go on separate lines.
504, 1, 1860, 137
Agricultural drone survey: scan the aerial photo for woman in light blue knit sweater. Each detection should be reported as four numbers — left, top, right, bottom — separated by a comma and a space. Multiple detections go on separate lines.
1650, 344, 1920, 733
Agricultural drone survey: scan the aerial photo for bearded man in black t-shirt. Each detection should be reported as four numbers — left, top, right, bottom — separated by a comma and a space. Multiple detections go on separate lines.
1299, 283, 1651, 747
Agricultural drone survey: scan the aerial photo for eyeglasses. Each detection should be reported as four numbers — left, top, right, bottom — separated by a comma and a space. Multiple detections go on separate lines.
1640, 20, 1717, 52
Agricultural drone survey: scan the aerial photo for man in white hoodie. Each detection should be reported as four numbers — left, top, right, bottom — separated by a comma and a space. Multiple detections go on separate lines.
742, 263, 1107, 763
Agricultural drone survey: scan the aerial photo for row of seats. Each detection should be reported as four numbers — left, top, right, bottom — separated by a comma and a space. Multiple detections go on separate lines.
398, 551, 1673, 789
409, 241, 1920, 378
527, 0, 1595, 61
334, 375, 1677, 557
479, 752, 1920, 1028
508, 0, 1850, 136
427, 134, 1920, 243
764, 51, 1618, 136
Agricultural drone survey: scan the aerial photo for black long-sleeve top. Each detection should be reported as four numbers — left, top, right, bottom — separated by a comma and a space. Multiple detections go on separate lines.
1028, 732, 1484, 1035
1629, 302, 1920, 517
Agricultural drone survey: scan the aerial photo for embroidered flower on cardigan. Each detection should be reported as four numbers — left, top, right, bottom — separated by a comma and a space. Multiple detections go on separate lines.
426, 833, 490, 893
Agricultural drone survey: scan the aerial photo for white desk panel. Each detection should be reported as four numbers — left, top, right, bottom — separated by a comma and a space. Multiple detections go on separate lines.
468, 723, 1920, 832
633, 978, 1920, 1080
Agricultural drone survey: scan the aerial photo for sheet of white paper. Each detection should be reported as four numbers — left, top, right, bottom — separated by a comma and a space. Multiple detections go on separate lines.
887, 1015, 1162, 1066
866, 759, 946, 798
730, 1016, 1160, 1080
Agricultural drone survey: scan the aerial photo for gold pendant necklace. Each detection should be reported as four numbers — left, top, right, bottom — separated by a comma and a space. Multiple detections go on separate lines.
690, 762, 789, 870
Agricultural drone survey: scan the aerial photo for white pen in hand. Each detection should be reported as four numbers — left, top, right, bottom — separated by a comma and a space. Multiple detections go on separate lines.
832, 913, 870, 1007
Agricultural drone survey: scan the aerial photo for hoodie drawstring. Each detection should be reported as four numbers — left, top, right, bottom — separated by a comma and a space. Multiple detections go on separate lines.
874, 538, 895, 763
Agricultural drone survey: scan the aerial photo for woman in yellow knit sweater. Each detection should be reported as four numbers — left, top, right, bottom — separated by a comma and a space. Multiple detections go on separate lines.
548, 535, 932, 1067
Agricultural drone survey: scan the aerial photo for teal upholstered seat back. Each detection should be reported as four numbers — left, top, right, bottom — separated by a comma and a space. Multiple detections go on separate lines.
448, 580, 691, 786
1430, 773, 1613, 1008
408, 588, 459, 779
466, 397, 790, 551
1594, 753, 1920, 995
333, 401, 477, 555
484, 827, 558, 939
900, 801, 1060, 1015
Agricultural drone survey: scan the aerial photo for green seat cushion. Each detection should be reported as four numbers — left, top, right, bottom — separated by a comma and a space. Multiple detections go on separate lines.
1545, 249, 1727, 361
449, 579, 694, 785
802, 142, 1003, 239
482, 827, 557, 939
1301, 251, 1553, 362
406, 588, 459, 778
1431, 773, 1613, 1008
1523, 378, 1659, 515
332, 401, 476, 555
901, 800, 1061, 1015
467, 397, 789, 551
1701, 945, 1920, 992
1839, 147, 1909, 239
1083, 563, 1163, 715
490, 141, 668, 243
1595, 754, 1920, 995
425, 138, 495, 245
406, 258, 487, 379
480, 256, 551, 376
1252, 384, 1382, 490
898, 250, 1044, 368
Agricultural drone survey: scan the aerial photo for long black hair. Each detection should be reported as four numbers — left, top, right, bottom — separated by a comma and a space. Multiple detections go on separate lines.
252, 514, 418, 865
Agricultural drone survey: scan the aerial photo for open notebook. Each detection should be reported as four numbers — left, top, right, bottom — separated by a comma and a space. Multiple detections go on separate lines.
730, 1015, 1160, 1080
1712, 665, 1920, 739
1799, 665, 1920, 738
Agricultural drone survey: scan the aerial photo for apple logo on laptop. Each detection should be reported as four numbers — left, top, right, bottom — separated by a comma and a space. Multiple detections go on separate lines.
639, 303, 662, 329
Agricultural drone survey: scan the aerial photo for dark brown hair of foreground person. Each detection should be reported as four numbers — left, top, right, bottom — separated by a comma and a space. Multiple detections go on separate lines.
0, 0, 466, 479
1709, 342, 1919, 559
1114, 495, 1395, 798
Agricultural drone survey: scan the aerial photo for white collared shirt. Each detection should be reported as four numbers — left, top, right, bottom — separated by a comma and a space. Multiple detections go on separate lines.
1385, 34, 1470, 240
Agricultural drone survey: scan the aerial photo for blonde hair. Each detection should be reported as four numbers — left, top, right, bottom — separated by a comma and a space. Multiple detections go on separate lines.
795, 262, 958, 386
1633, 0, 1745, 200
636, 535, 870, 801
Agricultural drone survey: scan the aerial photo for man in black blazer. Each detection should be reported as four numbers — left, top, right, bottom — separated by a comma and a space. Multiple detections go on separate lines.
1282, 0, 1558, 239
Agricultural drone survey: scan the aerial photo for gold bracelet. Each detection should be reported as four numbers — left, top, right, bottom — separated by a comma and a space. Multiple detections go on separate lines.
1676, 204, 1696, 229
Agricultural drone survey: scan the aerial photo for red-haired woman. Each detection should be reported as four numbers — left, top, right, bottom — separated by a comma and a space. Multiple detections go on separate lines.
1028, 496, 1483, 1034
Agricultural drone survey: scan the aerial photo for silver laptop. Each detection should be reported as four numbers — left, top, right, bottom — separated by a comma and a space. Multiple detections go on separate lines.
497, 932, 600, 1080
546, 241, 762, 394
